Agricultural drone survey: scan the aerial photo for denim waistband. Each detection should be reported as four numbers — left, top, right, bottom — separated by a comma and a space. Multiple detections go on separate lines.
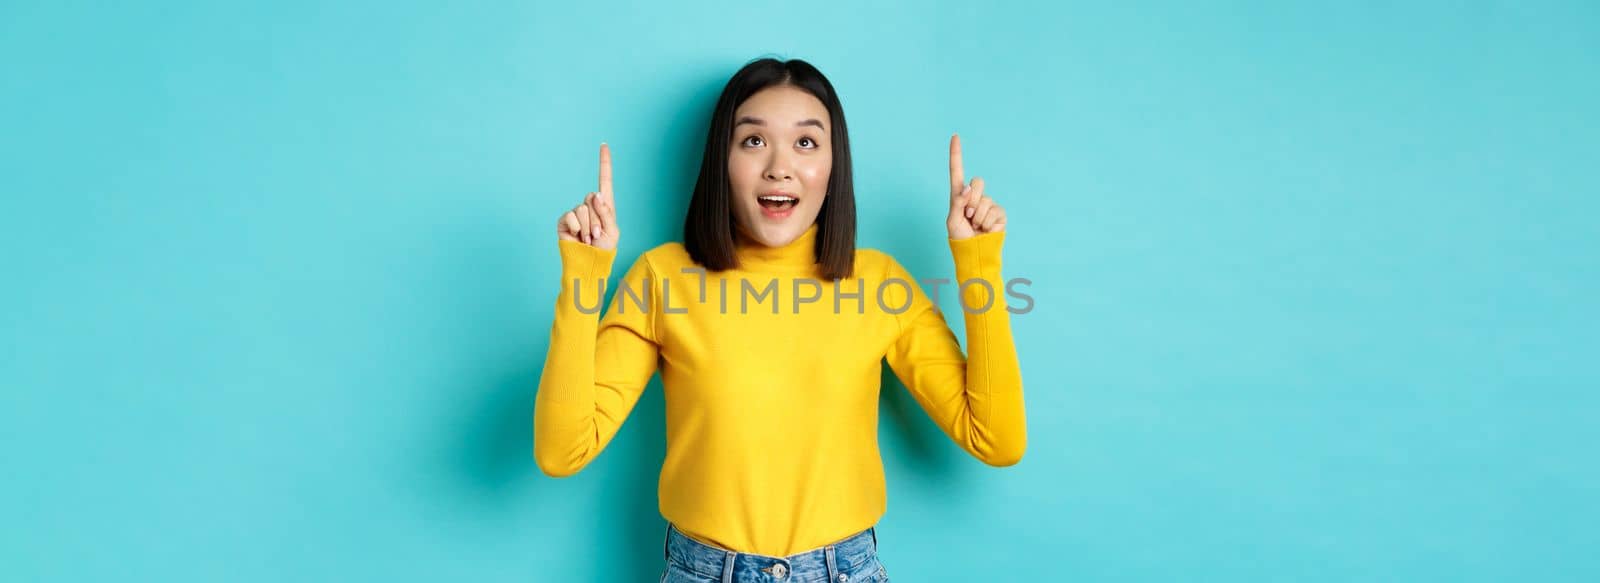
664, 523, 878, 583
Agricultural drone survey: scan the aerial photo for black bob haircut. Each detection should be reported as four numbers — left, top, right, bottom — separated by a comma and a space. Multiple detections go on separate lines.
682, 57, 856, 281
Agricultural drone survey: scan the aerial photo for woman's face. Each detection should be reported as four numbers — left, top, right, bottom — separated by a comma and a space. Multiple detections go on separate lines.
727, 85, 833, 247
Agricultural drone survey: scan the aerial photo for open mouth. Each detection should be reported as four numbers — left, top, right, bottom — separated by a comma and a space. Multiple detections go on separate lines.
758, 194, 798, 211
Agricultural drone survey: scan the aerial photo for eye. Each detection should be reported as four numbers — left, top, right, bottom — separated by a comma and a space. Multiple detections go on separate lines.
741, 135, 764, 147
797, 136, 818, 149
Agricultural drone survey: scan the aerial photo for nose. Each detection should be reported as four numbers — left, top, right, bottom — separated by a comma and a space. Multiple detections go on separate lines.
763, 150, 793, 182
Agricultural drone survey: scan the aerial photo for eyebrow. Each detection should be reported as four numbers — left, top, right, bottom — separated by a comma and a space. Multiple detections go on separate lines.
734, 116, 826, 130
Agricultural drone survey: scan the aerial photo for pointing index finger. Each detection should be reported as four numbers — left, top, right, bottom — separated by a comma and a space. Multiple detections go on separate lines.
598, 142, 613, 201
949, 133, 964, 200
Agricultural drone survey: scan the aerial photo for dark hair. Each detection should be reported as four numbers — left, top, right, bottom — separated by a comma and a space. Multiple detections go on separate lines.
683, 57, 856, 281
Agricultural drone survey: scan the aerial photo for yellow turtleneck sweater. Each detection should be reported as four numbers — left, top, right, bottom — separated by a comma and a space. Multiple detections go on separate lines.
534, 222, 1026, 556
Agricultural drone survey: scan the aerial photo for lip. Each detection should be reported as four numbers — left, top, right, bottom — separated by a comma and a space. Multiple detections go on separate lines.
759, 203, 796, 220
757, 191, 798, 220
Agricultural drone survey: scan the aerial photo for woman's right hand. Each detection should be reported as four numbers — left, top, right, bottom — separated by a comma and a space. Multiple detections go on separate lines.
556, 143, 620, 251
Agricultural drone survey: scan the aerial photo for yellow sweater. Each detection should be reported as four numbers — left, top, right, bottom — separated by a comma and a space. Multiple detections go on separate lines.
534, 222, 1026, 556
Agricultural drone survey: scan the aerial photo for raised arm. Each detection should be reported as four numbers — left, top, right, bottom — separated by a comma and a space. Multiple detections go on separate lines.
534, 143, 661, 477
884, 134, 1025, 466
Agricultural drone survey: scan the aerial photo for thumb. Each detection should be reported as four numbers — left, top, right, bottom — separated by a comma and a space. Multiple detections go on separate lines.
949, 184, 971, 215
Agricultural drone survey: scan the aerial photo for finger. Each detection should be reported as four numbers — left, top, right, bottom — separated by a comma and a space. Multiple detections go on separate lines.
597, 187, 618, 226
575, 204, 593, 245
948, 134, 964, 200
980, 205, 1005, 232
965, 177, 985, 218
589, 193, 609, 240
971, 196, 996, 227
598, 142, 613, 202
586, 192, 606, 236
561, 211, 581, 238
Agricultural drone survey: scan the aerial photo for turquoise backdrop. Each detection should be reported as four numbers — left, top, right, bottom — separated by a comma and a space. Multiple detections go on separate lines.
3, 1, 1596, 581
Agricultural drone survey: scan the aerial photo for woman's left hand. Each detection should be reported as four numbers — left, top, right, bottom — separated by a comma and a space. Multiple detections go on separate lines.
946, 133, 1006, 240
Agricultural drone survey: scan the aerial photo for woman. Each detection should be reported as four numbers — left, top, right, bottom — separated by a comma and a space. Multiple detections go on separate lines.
536, 57, 1025, 583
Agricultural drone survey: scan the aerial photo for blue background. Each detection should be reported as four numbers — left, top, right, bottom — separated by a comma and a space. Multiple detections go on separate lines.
3, 1, 1596, 581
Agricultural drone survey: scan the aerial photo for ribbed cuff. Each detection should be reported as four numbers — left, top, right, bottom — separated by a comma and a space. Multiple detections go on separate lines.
557, 240, 618, 279
949, 230, 1005, 279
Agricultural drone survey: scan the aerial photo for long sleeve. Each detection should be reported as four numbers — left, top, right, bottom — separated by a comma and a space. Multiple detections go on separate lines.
883, 230, 1027, 466
533, 241, 662, 477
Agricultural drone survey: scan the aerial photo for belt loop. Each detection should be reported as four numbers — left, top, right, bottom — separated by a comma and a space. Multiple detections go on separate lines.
825, 544, 839, 580
721, 550, 736, 583
870, 527, 877, 548
663, 523, 671, 561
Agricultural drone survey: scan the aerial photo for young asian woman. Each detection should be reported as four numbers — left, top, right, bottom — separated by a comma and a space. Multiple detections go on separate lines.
536, 57, 1024, 583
